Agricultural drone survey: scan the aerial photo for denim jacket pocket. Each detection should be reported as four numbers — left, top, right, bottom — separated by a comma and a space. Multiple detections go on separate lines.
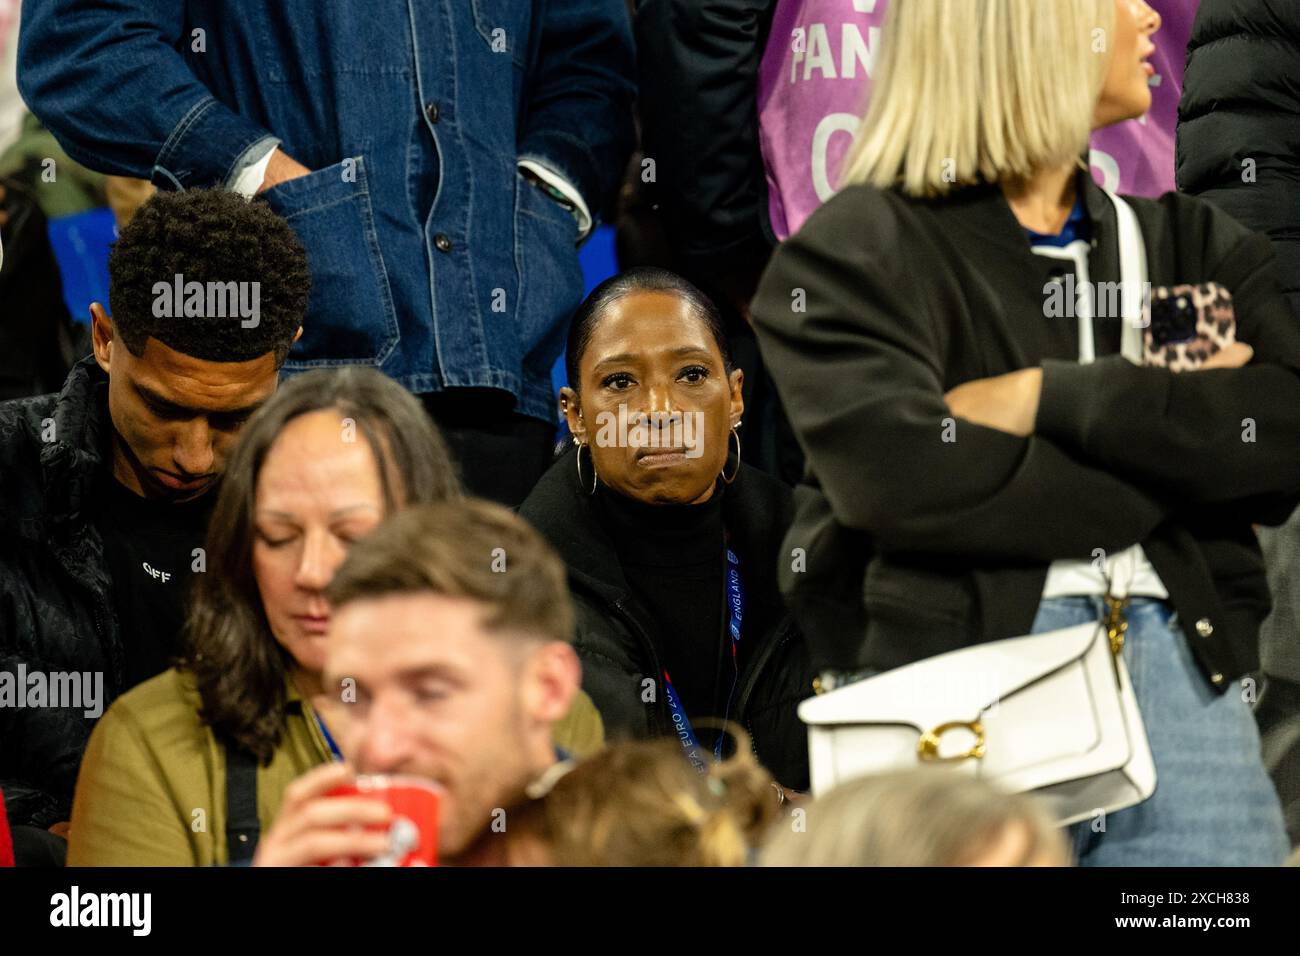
471, 0, 530, 68
513, 172, 584, 364
260, 155, 399, 368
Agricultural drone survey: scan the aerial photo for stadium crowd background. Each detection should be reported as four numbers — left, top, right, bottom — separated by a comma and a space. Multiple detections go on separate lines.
2, 0, 1300, 868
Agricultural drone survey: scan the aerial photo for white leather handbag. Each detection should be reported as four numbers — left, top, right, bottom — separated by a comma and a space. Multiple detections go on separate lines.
798, 618, 1157, 826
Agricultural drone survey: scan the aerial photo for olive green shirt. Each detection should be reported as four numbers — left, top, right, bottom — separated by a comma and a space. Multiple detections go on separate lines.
67, 668, 605, 866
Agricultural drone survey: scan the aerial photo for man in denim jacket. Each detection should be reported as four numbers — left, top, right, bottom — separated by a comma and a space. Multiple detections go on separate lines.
19, 1, 636, 504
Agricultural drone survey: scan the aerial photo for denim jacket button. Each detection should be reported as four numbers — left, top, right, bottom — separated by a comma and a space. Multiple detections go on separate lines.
1195, 617, 1214, 637
434, 233, 453, 253
425, 101, 441, 124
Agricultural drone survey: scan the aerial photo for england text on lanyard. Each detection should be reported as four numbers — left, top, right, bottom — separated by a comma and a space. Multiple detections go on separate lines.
663, 540, 745, 772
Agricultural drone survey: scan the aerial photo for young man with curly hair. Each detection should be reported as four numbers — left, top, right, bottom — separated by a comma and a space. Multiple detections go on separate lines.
0, 188, 308, 835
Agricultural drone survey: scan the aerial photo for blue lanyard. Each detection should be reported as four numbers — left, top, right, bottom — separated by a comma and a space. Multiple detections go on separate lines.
663, 673, 712, 773
310, 705, 344, 761
663, 542, 745, 770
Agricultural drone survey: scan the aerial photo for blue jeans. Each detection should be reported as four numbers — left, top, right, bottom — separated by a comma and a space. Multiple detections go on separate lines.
1031, 597, 1288, 866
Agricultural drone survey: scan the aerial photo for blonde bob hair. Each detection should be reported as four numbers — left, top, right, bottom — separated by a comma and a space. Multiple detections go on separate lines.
841, 0, 1114, 197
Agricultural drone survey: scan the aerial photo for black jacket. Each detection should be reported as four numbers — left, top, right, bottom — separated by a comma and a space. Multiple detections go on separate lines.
1177, 0, 1300, 317
634, 0, 778, 277
752, 171, 1300, 687
520, 447, 813, 790
0, 357, 123, 828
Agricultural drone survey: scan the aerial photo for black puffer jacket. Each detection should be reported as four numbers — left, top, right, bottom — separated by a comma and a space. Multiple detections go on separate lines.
0, 357, 124, 828
1178, 0, 1300, 848
634, 0, 778, 277
520, 447, 813, 790
1177, 0, 1300, 316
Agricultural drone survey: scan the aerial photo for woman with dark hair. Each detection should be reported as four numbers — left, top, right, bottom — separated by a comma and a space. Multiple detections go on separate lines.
65, 367, 604, 865
520, 267, 814, 792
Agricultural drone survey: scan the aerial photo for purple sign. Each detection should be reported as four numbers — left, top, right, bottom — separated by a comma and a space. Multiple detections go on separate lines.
1089, 1, 1196, 198
758, 0, 1200, 240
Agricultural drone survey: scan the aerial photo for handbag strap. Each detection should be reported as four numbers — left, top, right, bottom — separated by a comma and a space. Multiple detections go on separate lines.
1102, 187, 1151, 601
1100, 187, 1147, 364
225, 745, 260, 864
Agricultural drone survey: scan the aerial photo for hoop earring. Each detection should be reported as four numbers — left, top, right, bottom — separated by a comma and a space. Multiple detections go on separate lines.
722, 426, 741, 484
575, 441, 598, 495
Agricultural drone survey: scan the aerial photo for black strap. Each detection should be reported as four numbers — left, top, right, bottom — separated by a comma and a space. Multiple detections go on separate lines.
225, 746, 260, 864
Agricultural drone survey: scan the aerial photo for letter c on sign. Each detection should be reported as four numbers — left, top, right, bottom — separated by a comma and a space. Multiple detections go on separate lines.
1089, 148, 1120, 193
811, 112, 861, 202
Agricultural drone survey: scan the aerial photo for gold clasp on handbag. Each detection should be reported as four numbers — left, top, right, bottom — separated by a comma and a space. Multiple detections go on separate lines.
1104, 595, 1130, 657
1104, 594, 1130, 686
916, 719, 986, 762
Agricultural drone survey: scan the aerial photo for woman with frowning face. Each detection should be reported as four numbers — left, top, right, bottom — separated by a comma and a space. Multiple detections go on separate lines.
562, 282, 742, 506
521, 268, 815, 794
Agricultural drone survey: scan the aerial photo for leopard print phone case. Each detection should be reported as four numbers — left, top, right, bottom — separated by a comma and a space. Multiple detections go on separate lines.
1142, 282, 1236, 371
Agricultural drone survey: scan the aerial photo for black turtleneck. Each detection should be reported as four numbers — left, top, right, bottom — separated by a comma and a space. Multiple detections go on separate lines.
594, 481, 732, 732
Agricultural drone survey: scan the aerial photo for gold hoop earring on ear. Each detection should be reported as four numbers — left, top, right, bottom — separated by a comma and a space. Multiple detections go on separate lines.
722, 426, 741, 484
575, 441, 599, 495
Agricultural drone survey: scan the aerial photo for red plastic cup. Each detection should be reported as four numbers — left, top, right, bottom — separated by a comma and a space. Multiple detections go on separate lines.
326, 775, 441, 867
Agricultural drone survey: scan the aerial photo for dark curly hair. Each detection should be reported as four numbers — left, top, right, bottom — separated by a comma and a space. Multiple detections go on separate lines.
107, 188, 309, 364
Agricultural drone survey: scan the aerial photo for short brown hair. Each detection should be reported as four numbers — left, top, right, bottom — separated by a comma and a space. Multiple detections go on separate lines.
326, 499, 574, 645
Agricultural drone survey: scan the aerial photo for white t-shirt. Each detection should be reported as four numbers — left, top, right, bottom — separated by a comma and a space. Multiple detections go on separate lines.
1030, 234, 1168, 600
